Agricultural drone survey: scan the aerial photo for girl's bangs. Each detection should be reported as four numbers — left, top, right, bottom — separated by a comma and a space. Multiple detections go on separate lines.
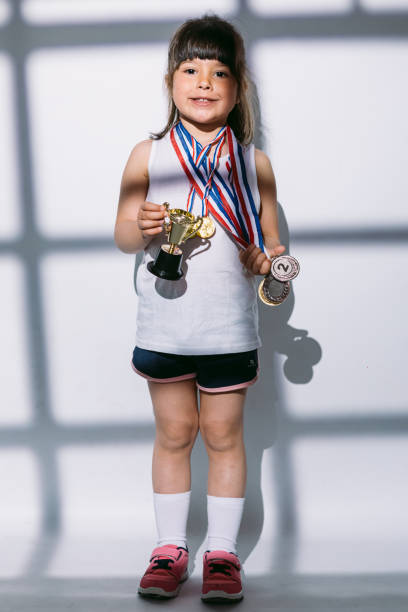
174, 33, 236, 73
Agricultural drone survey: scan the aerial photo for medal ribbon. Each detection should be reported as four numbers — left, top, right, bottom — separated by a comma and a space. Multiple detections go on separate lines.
170, 121, 265, 251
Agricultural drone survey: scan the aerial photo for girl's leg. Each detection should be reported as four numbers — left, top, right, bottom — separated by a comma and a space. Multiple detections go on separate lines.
147, 378, 199, 548
199, 388, 247, 497
199, 388, 247, 554
149, 378, 199, 493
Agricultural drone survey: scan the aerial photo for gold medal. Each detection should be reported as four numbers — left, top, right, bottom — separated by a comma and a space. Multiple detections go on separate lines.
196, 216, 216, 239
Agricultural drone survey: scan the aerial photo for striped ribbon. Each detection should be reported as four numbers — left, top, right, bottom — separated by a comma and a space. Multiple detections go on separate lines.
170, 121, 265, 251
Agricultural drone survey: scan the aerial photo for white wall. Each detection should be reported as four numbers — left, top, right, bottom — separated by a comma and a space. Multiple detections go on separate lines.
1, 0, 407, 579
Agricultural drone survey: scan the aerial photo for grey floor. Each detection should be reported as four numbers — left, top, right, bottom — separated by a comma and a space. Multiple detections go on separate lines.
1, 535, 407, 612
2, 574, 408, 612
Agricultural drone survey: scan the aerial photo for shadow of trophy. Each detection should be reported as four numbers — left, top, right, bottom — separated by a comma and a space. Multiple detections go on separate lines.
147, 202, 206, 280
258, 255, 300, 305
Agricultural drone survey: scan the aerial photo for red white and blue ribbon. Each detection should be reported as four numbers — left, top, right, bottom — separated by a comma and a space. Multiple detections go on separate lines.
170, 121, 265, 251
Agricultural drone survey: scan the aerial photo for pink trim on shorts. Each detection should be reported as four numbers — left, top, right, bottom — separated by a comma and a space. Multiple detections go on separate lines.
197, 369, 260, 394
131, 360, 196, 383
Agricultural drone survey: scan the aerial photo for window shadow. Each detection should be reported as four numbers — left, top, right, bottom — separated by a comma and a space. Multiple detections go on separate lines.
0, 0, 407, 587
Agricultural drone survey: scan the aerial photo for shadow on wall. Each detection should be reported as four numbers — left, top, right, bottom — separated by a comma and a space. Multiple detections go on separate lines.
186, 204, 322, 569
8, 0, 408, 581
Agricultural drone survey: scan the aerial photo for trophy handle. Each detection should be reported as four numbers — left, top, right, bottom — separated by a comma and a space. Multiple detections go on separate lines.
183, 216, 203, 241
162, 202, 171, 232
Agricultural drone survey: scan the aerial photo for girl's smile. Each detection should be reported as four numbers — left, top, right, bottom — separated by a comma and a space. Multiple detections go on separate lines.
191, 98, 216, 105
171, 57, 238, 141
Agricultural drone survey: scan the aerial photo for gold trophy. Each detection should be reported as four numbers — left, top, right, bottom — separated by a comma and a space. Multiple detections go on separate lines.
147, 203, 203, 280
258, 255, 300, 306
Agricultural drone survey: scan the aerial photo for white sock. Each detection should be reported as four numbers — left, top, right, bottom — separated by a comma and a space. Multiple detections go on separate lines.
153, 490, 191, 548
206, 495, 245, 554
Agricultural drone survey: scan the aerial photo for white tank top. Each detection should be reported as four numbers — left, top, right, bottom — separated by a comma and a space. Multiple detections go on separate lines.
134, 131, 262, 355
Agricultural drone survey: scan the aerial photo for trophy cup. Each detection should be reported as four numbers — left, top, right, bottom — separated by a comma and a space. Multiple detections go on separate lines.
258, 255, 300, 306
147, 203, 203, 280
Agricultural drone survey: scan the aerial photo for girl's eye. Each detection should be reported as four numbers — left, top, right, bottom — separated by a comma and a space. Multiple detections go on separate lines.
215, 71, 228, 78
184, 68, 195, 74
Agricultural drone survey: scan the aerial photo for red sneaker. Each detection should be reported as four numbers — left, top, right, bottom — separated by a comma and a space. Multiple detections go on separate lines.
201, 550, 243, 602
138, 544, 189, 599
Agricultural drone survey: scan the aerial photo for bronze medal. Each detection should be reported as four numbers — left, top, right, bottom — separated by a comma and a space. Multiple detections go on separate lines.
196, 216, 216, 239
258, 276, 290, 306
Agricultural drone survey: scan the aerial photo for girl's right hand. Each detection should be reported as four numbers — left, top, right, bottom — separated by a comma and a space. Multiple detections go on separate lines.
137, 201, 166, 240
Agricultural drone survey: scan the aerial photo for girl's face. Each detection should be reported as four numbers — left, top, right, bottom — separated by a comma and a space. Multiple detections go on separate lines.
171, 57, 238, 134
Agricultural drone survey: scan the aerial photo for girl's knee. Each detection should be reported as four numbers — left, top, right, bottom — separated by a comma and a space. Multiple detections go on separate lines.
200, 419, 242, 453
156, 417, 199, 452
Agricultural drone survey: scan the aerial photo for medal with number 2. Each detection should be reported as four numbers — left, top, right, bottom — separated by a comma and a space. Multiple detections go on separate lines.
258, 255, 300, 306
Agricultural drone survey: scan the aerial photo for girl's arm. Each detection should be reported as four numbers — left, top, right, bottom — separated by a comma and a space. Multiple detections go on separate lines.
239, 149, 285, 275
114, 139, 165, 253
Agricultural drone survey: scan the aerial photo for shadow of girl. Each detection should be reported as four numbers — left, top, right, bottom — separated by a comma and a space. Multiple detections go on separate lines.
240, 204, 322, 567
187, 204, 322, 572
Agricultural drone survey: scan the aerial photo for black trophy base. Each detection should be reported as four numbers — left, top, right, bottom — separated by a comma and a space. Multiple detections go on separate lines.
147, 245, 184, 280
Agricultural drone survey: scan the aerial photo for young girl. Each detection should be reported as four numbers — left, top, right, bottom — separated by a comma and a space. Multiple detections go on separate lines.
114, 14, 285, 602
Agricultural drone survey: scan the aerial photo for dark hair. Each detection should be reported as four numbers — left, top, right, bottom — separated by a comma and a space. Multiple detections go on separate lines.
151, 14, 255, 145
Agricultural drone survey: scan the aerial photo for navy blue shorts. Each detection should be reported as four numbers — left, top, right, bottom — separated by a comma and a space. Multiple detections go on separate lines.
131, 346, 259, 393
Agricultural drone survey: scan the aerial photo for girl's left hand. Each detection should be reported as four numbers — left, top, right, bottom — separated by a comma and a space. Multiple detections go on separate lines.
239, 243, 286, 275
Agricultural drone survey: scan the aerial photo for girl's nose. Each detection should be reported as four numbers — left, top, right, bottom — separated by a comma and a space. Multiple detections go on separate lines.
198, 72, 211, 89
